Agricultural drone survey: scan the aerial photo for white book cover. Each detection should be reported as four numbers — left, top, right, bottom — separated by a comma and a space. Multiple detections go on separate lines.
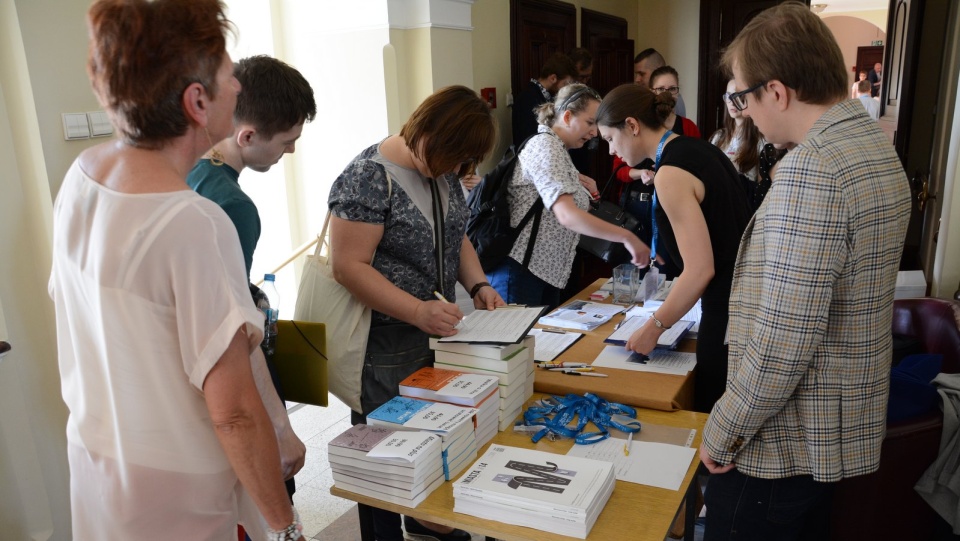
399, 367, 500, 407
433, 346, 531, 374
328, 457, 440, 485
429, 336, 526, 359
334, 473, 445, 508
367, 396, 477, 438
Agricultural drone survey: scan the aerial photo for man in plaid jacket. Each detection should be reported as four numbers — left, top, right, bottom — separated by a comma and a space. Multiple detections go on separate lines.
700, 3, 912, 539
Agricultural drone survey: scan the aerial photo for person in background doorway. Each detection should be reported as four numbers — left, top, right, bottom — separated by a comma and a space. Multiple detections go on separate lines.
869, 61, 883, 97
569, 47, 594, 84
188, 55, 317, 280
649, 66, 700, 138
50, 1, 306, 539
512, 52, 578, 147
856, 79, 881, 120
634, 48, 687, 117
851, 70, 868, 99
598, 83, 751, 413
701, 4, 911, 539
489, 84, 648, 310
328, 85, 504, 541
711, 79, 764, 182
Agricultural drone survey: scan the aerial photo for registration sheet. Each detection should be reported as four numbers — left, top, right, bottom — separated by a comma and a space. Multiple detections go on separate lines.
526, 328, 583, 362
591, 345, 697, 374
566, 437, 697, 491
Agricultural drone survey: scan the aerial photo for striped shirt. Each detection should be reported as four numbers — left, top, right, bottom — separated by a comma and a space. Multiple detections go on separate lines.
703, 100, 912, 482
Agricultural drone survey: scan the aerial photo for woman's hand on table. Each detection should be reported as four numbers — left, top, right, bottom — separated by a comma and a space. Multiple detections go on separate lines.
413, 300, 464, 336
625, 318, 663, 355
473, 285, 506, 311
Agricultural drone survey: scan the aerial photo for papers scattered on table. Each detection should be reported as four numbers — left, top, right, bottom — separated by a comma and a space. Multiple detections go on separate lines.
538, 300, 626, 331
527, 328, 583, 362
604, 316, 693, 350
626, 298, 702, 339
591, 345, 697, 374
566, 438, 697, 491
439, 306, 546, 344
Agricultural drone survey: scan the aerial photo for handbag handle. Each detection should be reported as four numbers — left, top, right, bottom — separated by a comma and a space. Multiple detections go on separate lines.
315, 167, 395, 259
597, 162, 630, 203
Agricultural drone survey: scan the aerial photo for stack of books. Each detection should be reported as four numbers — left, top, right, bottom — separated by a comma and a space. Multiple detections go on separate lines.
399, 367, 501, 448
367, 396, 478, 480
327, 424, 443, 507
430, 336, 536, 431
453, 444, 616, 539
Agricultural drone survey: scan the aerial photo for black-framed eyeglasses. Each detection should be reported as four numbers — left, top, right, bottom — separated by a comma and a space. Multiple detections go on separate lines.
727, 81, 768, 112
652, 85, 680, 96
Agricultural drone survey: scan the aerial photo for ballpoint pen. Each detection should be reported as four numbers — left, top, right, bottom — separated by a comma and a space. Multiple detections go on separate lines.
434, 291, 465, 328
546, 366, 594, 372
624, 431, 634, 456
560, 370, 608, 377
541, 362, 590, 369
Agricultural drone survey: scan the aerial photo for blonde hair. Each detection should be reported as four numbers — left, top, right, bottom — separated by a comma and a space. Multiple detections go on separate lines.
535, 83, 601, 127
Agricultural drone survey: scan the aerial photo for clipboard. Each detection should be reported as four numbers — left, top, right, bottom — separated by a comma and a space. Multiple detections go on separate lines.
274, 320, 328, 407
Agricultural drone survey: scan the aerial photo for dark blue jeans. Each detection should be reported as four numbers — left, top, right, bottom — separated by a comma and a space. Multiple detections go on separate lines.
704, 469, 835, 541
486, 257, 562, 311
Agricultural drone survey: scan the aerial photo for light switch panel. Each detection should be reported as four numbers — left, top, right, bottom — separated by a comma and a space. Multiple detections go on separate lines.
87, 111, 113, 137
62, 113, 90, 140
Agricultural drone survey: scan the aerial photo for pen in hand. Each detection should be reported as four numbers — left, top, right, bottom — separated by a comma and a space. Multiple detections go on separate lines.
434, 290, 465, 329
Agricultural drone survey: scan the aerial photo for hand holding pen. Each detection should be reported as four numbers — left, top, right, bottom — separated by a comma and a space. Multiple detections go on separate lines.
412, 291, 464, 337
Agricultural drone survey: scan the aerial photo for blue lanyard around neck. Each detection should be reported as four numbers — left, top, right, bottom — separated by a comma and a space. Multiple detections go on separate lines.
650, 130, 673, 262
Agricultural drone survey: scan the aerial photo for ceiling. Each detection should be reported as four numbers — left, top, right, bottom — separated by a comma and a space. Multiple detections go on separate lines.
815, 0, 889, 13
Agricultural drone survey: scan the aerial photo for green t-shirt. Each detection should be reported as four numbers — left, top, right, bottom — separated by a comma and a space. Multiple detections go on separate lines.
186, 159, 260, 278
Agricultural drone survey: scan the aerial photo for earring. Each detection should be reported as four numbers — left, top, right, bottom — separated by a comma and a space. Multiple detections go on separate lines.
204, 128, 224, 167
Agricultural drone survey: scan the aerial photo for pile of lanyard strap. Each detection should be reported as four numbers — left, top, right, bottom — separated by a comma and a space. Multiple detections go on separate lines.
522, 392, 641, 444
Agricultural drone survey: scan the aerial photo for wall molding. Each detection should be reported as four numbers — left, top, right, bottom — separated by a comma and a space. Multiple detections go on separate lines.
387, 0, 474, 31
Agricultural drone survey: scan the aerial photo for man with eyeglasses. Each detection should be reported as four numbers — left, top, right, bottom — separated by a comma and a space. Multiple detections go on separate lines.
699, 3, 911, 540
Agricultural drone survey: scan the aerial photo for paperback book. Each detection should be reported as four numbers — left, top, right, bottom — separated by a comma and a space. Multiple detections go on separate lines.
538, 300, 625, 331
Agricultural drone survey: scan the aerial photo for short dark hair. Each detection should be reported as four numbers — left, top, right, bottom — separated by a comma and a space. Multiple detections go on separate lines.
634, 48, 665, 66
399, 86, 496, 179
721, 1, 847, 105
87, 0, 231, 148
596, 83, 674, 131
650, 65, 680, 88
539, 52, 578, 81
568, 48, 593, 71
857, 79, 872, 94
233, 55, 317, 138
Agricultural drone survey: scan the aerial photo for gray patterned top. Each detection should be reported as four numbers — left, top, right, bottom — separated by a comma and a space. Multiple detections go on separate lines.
328, 142, 466, 326
507, 126, 590, 288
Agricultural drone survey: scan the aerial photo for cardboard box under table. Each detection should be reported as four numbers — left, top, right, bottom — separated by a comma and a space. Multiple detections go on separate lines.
534, 279, 696, 411
330, 393, 707, 541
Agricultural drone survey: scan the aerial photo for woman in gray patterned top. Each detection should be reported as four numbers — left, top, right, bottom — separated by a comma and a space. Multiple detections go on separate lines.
487, 83, 649, 309
327, 85, 504, 541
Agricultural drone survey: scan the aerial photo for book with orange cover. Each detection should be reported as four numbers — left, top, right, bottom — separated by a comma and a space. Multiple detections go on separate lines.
399, 367, 499, 407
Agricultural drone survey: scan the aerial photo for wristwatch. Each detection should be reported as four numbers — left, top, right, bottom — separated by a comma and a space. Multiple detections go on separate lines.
651, 312, 672, 330
266, 507, 303, 541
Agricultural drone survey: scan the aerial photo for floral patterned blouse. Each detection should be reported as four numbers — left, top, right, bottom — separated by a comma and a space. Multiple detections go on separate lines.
328, 142, 466, 326
506, 125, 589, 288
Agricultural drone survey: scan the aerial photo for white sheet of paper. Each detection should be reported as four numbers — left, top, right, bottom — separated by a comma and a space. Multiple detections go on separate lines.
591, 345, 697, 374
527, 329, 583, 362
606, 316, 692, 347
566, 438, 697, 490
366, 431, 440, 462
626, 299, 702, 336
438, 306, 544, 344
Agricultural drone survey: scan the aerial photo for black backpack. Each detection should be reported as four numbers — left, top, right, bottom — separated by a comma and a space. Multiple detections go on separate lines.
466, 134, 545, 273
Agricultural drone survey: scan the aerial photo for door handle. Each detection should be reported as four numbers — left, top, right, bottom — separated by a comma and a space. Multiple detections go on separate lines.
912, 171, 936, 213
0, 341, 10, 357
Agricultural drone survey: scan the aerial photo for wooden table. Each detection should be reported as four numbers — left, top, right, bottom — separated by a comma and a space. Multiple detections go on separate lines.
331, 395, 707, 541
534, 279, 696, 411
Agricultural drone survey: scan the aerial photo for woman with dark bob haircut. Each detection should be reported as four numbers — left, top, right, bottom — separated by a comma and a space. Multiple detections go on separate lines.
50, 1, 307, 539
596, 83, 752, 413
326, 85, 503, 541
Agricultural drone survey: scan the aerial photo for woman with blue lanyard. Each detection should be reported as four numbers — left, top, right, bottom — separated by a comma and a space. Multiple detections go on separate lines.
597, 83, 752, 413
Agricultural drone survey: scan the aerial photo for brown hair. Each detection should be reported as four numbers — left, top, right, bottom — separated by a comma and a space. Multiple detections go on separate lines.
87, 0, 231, 149
649, 65, 680, 89
713, 115, 761, 177
538, 52, 578, 81
633, 48, 664, 67
234, 56, 317, 138
856, 79, 872, 94
596, 83, 674, 131
721, 1, 847, 105
399, 85, 496, 178
535, 83, 601, 127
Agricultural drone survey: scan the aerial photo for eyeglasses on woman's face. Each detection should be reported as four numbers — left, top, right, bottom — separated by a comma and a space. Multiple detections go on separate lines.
727, 81, 768, 112
652, 85, 680, 96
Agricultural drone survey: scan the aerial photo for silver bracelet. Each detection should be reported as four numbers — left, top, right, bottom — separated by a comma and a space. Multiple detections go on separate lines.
266, 506, 302, 541
651, 312, 672, 330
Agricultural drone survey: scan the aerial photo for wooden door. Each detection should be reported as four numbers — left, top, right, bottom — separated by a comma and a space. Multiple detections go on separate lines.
696, 0, 809, 139
881, 0, 953, 271
855, 45, 884, 77
510, 0, 576, 97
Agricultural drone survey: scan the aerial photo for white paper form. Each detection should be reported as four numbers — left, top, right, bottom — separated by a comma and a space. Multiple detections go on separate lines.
526, 328, 584, 362
566, 438, 697, 490
438, 306, 545, 344
626, 299, 702, 337
605, 316, 692, 348
591, 345, 697, 374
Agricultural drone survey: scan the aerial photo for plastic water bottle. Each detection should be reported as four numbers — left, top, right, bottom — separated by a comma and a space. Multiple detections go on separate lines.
259, 273, 280, 358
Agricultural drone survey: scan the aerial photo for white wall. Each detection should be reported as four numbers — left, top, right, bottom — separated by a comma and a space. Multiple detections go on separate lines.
821, 15, 886, 87
637, 0, 701, 123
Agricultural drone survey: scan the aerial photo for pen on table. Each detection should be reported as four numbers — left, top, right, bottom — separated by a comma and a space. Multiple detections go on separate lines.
624, 431, 634, 456
560, 370, 608, 377
541, 362, 590, 369
433, 291, 465, 328
547, 367, 594, 372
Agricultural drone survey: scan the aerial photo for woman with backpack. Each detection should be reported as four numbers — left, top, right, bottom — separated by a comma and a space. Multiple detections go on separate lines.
485, 83, 649, 310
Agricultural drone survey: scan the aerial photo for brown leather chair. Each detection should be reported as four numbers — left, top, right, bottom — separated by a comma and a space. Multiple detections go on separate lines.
830, 298, 960, 540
